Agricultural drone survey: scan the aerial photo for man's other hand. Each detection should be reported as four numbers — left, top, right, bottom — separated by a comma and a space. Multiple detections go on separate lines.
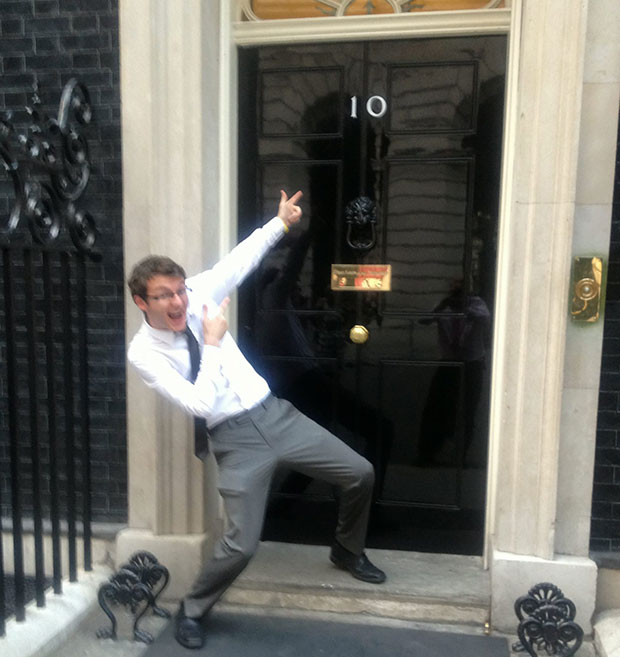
202, 298, 230, 346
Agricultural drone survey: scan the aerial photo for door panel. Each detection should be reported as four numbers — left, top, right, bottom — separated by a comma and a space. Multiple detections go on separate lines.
388, 62, 477, 132
384, 159, 470, 311
238, 36, 506, 555
260, 68, 344, 136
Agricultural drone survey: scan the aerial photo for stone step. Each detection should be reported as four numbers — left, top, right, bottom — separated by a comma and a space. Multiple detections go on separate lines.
223, 542, 491, 629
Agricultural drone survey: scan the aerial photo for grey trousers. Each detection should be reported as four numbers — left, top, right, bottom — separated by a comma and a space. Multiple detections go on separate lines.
183, 394, 375, 619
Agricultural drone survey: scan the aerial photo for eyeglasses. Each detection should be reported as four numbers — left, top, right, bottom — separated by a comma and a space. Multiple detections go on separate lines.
145, 286, 191, 302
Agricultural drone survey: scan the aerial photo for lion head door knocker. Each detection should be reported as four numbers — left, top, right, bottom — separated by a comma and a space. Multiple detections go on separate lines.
345, 196, 377, 252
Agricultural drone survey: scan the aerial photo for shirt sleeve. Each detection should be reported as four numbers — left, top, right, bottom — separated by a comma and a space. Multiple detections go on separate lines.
189, 216, 286, 304
128, 340, 227, 420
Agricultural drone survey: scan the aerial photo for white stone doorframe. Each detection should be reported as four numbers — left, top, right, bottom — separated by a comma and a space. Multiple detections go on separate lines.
119, 0, 619, 633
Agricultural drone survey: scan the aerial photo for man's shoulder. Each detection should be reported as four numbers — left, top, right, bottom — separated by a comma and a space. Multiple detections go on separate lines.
184, 269, 215, 297
127, 322, 168, 361
127, 324, 149, 362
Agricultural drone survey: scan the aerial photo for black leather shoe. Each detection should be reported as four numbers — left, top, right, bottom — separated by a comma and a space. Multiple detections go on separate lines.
175, 604, 205, 650
330, 542, 386, 584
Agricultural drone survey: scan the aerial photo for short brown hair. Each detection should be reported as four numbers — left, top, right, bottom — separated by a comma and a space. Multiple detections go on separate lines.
127, 255, 186, 299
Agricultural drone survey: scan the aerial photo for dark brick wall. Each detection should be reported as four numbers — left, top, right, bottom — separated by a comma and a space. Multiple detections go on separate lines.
0, 0, 126, 523
591, 109, 620, 553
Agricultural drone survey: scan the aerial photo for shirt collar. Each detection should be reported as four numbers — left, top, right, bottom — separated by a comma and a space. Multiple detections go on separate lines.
141, 318, 183, 346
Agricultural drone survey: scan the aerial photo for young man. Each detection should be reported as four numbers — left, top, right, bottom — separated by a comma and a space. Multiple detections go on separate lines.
127, 191, 386, 650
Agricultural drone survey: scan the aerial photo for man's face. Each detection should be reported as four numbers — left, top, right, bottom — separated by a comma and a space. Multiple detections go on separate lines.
133, 274, 188, 332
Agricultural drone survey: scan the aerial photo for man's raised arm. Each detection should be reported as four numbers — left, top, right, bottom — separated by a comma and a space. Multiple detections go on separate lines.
190, 190, 303, 303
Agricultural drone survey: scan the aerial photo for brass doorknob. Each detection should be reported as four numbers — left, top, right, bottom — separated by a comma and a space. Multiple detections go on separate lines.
349, 325, 369, 344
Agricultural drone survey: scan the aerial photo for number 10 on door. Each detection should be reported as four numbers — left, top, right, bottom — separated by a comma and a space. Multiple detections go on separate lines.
350, 95, 388, 119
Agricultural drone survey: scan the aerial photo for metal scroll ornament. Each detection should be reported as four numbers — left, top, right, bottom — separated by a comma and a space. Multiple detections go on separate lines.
345, 196, 377, 252
512, 582, 584, 657
97, 551, 171, 643
0, 78, 98, 257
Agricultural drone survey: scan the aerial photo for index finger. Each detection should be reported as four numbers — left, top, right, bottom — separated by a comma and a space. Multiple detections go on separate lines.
287, 190, 303, 205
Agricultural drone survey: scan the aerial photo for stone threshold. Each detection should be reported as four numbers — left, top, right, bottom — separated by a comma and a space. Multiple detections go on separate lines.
223, 542, 491, 629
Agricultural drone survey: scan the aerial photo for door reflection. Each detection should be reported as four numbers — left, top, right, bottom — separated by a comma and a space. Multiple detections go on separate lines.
418, 278, 491, 468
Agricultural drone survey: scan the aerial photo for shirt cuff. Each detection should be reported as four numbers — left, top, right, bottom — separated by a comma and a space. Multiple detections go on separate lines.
266, 215, 289, 237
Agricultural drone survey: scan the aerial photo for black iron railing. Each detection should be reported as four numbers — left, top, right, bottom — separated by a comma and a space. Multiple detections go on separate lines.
0, 78, 99, 637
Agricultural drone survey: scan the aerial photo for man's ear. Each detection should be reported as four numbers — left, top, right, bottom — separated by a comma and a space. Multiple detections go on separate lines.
134, 294, 148, 312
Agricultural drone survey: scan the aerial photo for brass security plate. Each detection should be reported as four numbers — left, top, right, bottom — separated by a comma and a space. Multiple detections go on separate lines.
571, 256, 602, 322
331, 264, 391, 291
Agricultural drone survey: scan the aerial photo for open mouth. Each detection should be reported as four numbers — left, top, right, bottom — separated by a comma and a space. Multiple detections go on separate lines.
168, 311, 186, 328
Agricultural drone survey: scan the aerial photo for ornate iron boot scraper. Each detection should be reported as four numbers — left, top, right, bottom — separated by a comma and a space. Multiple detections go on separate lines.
512, 582, 583, 657
96, 551, 170, 643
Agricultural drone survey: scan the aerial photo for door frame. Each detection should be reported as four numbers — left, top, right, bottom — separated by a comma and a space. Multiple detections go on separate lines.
233, 7, 511, 45
225, 4, 514, 564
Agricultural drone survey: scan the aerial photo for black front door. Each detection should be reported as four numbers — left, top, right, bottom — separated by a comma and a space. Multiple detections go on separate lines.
238, 36, 506, 555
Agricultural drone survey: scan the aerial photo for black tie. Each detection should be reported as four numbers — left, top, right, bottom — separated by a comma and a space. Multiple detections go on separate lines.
184, 325, 209, 457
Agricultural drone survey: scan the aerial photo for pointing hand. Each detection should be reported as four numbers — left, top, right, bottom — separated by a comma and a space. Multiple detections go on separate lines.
277, 189, 303, 229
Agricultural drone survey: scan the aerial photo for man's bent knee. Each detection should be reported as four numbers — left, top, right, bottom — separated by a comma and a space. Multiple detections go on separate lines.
352, 457, 375, 489
217, 535, 259, 570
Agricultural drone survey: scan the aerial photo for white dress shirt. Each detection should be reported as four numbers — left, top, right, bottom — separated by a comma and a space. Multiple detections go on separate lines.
128, 217, 285, 428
